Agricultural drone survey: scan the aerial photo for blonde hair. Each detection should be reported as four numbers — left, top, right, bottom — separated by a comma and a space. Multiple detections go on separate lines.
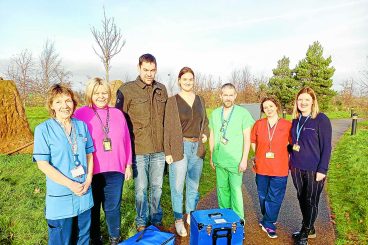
292, 87, 319, 119
47, 83, 77, 118
85, 77, 111, 107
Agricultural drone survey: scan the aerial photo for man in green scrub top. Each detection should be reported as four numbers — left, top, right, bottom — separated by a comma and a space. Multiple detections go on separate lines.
209, 83, 254, 219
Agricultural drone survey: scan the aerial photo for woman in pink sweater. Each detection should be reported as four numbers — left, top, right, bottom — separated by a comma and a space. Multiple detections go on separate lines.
74, 78, 132, 245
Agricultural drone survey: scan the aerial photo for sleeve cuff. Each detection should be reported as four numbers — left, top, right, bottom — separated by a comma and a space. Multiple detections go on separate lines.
317, 168, 328, 175
86, 145, 95, 154
32, 154, 50, 162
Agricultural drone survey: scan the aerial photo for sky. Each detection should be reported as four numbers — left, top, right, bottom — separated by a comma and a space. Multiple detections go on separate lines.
0, 0, 367, 91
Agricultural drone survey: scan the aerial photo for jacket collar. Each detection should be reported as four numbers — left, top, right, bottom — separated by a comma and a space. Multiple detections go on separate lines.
135, 76, 160, 90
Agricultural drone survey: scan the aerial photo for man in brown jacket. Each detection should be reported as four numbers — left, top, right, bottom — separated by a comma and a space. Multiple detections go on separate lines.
116, 54, 168, 231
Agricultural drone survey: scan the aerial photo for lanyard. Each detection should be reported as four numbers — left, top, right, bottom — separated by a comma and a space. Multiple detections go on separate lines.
220, 106, 235, 138
296, 115, 310, 143
93, 107, 110, 138
54, 119, 78, 156
267, 118, 279, 151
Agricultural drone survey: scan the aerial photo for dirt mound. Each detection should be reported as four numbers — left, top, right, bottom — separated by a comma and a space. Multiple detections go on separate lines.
109, 80, 123, 107
0, 80, 33, 154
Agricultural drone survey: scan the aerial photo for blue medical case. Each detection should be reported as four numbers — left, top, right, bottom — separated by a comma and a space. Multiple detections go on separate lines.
190, 208, 244, 245
119, 225, 175, 245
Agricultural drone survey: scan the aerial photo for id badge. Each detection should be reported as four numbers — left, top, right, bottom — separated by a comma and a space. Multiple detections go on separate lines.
221, 136, 228, 145
293, 144, 300, 152
103, 138, 112, 151
265, 152, 275, 159
71, 165, 85, 178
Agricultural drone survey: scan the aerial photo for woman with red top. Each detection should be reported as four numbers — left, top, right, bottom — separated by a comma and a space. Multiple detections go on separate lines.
251, 97, 291, 239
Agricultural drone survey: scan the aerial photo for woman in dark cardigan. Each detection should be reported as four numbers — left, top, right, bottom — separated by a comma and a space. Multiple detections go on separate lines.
164, 67, 209, 237
290, 87, 332, 245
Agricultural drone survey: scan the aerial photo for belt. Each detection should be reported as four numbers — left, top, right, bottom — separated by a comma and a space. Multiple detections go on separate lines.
183, 137, 199, 142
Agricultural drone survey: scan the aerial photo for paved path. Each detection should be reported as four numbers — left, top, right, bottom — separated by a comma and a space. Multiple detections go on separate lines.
169, 119, 352, 244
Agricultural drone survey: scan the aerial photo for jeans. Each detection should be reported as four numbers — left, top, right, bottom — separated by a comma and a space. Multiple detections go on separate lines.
169, 141, 204, 220
47, 209, 91, 245
91, 172, 124, 241
255, 174, 287, 230
133, 152, 165, 227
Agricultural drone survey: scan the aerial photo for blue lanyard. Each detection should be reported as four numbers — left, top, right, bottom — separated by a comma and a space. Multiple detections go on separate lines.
221, 106, 235, 138
296, 115, 310, 143
54, 119, 81, 165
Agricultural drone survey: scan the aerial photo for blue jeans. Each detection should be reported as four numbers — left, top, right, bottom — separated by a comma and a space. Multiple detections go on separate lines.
255, 174, 287, 230
91, 172, 124, 241
47, 209, 91, 245
133, 152, 165, 227
169, 141, 204, 220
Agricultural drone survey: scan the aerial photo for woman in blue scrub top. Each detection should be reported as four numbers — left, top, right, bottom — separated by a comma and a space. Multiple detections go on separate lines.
33, 84, 95, 245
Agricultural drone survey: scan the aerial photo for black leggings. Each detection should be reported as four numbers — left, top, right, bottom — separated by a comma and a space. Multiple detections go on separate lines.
291, 167, 325, 229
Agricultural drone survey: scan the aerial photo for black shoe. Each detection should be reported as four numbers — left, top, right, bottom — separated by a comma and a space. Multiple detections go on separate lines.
90, 236, 103, 245
292, 227, 316, 239
294, 237, 308, 245
294, 228, 309, 245
109, 237, 120, 245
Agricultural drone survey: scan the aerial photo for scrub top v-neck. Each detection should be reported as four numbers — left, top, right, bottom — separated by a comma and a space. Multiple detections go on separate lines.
33, 118, 95, 220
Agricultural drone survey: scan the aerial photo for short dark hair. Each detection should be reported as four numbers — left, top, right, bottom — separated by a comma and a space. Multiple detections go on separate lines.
139, 53, 157, 67
221, 83, 236, 92
178, 67, 195, 79
260, 96, 281, 113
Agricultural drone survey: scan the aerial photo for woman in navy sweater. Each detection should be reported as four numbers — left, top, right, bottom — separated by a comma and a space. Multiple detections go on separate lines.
290, 87, 332, 245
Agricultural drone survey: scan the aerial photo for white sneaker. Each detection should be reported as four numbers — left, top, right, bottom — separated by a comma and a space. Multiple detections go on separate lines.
175, 219, 187, 237
186, 214, 191, 226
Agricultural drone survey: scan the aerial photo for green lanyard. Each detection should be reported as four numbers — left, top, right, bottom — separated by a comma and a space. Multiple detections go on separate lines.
220, 106, 235, 139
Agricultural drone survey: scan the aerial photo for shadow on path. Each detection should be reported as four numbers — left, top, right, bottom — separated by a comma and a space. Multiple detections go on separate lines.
168, 119, 352, 244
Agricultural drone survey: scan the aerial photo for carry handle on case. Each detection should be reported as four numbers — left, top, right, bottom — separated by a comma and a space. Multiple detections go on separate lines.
208, 212, 223, 218
212, 227, 232, 245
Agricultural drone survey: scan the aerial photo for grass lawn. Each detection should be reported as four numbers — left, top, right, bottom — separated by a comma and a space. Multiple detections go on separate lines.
282, 110, 351, 121
0, 107, 216, 244
327, 120, 368, 244
25, 107, 49, 132
324, 110, 351, 119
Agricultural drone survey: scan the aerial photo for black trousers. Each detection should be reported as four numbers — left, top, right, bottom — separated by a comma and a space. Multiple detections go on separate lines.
291, 167, 325, 229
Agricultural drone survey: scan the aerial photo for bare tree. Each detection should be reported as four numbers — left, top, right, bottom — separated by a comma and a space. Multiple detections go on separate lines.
360, 56, 368, 95
37, 40, 63, 93
55, 68, 72, 85
30, 39, 73, 106
253, 73, 269, 101
340, 78, 355, 108
166, 73, 177, 96
91, 7, 125, 83
7, 49, 35, 106
229, 67, 252, 91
